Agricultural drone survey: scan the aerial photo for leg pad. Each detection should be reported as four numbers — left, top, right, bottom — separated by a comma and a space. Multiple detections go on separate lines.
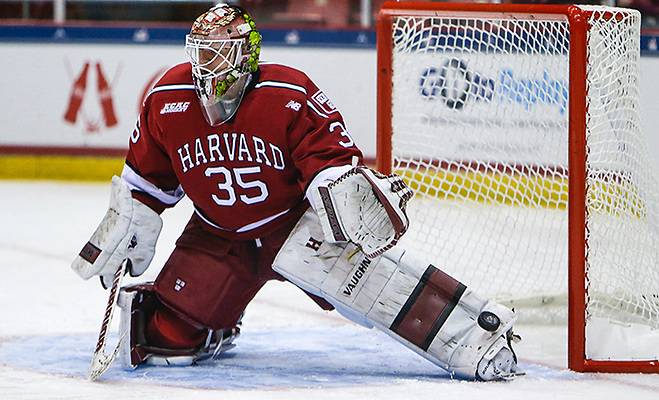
118, 283, 240, 368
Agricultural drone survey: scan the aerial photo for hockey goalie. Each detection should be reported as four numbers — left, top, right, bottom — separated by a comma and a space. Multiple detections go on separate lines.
71, 3, 522, 382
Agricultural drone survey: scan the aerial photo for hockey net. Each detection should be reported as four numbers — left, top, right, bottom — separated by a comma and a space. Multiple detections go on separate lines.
376, 2, 659, 372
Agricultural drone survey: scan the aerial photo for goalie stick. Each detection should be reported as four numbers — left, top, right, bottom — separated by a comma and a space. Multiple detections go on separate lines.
88, 260, 128, 381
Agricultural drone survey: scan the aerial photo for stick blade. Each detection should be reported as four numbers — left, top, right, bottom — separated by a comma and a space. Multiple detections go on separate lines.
88, 332, 126, 381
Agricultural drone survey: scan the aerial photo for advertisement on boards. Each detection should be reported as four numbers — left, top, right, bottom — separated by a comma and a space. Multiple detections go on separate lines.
392, 51, 570, 168
0, 43, 180, 151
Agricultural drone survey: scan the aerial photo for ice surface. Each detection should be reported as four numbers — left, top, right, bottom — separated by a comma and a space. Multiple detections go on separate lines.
1, 180, 659, 399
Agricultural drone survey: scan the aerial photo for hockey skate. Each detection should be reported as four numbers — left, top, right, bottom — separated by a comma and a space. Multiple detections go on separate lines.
117, 283, 241, 368
475, 329, 524, 380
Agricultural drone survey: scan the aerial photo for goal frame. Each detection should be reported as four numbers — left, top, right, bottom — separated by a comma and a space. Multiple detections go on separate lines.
376, 1, 657, 374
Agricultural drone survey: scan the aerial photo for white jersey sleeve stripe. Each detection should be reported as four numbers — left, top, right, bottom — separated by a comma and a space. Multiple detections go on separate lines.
306, 100, 329, 119
255, 80, 307, 95
146, 84, 197, 101
121, 164, 185, 205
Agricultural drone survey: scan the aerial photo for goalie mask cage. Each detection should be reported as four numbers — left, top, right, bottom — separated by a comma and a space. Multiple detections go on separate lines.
376, 2, 659, 373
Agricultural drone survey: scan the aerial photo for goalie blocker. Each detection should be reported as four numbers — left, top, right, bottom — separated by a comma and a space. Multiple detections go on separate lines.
71, 175, 163, 288
273, 209, 523, 380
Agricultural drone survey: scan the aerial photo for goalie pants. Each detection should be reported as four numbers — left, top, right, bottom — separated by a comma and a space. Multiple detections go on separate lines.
148, 211, 333, 349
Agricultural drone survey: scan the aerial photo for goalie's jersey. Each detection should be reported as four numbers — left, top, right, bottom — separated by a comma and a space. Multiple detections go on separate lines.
124, 62, 363, 240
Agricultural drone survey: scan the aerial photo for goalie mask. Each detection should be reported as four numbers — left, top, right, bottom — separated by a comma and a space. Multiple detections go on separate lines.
185, 4, 262, 126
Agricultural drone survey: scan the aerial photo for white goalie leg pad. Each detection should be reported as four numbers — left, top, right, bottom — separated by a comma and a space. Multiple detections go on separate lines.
273, 209, 521, 380
72, 176, 163, 284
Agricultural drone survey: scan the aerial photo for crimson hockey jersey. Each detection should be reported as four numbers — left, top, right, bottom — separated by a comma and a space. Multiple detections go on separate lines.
123, 62, 363, 240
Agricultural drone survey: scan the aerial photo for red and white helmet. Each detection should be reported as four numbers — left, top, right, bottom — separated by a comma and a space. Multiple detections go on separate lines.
185, 3, 262, 126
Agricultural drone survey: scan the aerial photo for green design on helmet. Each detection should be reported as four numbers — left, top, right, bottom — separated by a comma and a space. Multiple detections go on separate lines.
184, 4, 262, 126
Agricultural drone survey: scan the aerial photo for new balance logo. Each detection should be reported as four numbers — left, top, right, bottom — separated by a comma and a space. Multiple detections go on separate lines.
286, 100, 301, 111
160, 102, 191, 114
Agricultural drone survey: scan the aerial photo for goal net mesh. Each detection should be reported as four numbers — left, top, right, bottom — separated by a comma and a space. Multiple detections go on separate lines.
386, 6, 659, 331
583, 7, 659, 331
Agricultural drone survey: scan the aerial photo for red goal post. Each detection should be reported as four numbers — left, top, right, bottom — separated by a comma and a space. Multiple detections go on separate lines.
376, 2, 659, 373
